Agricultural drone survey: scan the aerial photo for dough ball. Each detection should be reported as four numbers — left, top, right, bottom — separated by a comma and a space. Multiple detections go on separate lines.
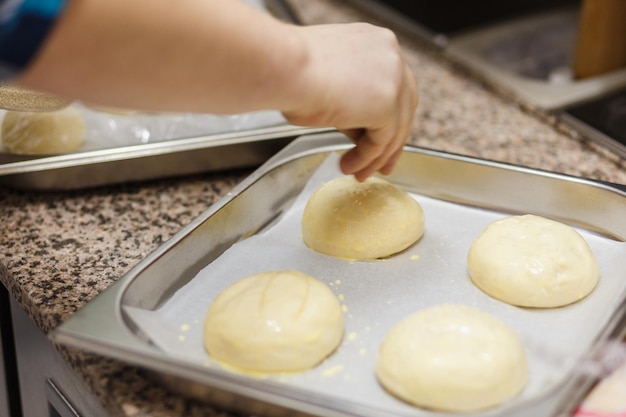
376, 304, 528, 412
468, 214, 599, 308
203, 270, 344, 373
2, 107, 85, 155
302, 176, 424, 260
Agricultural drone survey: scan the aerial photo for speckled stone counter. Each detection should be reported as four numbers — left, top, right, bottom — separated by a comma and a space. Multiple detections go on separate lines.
1, 1, 625, 416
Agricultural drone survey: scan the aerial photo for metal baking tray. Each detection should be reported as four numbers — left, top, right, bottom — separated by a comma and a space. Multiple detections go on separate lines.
558, 87, 626, 161
343, 0, 578, 49
443, 7, 626, 111
0, 124, 330, 190
51, 132, 626, 417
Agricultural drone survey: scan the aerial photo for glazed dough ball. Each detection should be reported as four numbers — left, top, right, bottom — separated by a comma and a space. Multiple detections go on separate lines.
302, 176, 424, 260
2, 107, 85, 154
203, 270, 344, 373
376, 304, 528, 412
468, 214, 599, 308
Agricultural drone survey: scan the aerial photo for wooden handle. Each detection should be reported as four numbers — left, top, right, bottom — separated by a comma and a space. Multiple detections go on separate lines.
573, 0, 626, 80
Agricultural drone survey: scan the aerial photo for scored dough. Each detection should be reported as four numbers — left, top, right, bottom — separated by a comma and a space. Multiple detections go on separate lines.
302, 176, 424, 260
468, 214, 599, 308
376, 304, 528, 412
203, 270, 344, 373
1, 107, 85, 154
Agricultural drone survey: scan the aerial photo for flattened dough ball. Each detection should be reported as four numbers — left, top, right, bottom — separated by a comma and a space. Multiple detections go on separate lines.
2, 107, 85, 155
203, 270, 344, 373
376, 304, 528, 412
302, 176, 424, 260
468, 214, 599, 308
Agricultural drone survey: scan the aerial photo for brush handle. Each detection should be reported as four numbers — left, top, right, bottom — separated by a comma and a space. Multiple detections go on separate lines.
573, 0, 626, 79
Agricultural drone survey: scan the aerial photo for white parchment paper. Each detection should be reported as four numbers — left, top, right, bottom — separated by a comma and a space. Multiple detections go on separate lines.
0, 105, 287, 153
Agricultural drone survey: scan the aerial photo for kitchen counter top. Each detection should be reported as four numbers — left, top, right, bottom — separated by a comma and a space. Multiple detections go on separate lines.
1, 0, 625, 416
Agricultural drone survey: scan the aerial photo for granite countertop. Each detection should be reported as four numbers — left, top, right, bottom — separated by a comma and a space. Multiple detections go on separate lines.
1, 1, 625, 416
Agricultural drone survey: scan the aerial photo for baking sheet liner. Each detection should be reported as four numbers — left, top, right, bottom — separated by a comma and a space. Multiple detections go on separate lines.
0, 105, 287, 154
124, 153, 626, 416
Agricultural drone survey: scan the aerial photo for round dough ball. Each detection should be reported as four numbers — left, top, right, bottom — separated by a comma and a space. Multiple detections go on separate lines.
203, 270, 344, 373
376, 304, 528, 412
468, 214, 599, 308
2, 107, 85, 155
302, 176, 424, 260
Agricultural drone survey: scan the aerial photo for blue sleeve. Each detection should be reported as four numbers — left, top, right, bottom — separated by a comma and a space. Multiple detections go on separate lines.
0, 0, 68, 80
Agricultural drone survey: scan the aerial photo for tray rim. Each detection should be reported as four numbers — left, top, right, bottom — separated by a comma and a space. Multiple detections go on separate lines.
50, 131, 626, 417
0, 124, 334, 190
0, 124, 332, 175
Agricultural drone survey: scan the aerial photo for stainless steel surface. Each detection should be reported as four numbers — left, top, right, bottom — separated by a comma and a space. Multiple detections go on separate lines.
46, 379, 82, 417
0, 284, 20, 417
344, 0, 449, 48
0, 125, 330, 190
344, 0, 579, 50
560, 112, 626, 161
12, 297, 108, 417
0, 314, 9, 417
559, 88, 626, 161
51, 132, 626, 417
444, 7, 626, 110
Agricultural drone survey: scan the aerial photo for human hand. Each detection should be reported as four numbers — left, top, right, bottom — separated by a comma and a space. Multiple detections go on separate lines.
282, 23, 418, 181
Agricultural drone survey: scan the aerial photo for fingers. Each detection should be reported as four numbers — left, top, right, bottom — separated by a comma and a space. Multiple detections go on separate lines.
379, 145, 405, 175
341, 125, 401, 181
379, 62, 418, 175
281, 22, 418, 181
339, 130, 388, 181
341, 61, 418, 181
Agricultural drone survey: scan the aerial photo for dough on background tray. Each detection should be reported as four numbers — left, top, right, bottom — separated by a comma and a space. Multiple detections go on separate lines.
302, 175, 424, 260
203, 270, 344, 373
468, 214, 599, 308
1, 107, 85, 155
376, 304, 528, 412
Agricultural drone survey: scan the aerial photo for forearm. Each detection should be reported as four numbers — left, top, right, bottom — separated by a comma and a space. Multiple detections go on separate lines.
17, 0, 308, 113
15, 0, 418, 180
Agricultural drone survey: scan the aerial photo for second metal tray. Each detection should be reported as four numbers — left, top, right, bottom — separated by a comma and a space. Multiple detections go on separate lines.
51, 132, 626, 417
0, 124, 330, 190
